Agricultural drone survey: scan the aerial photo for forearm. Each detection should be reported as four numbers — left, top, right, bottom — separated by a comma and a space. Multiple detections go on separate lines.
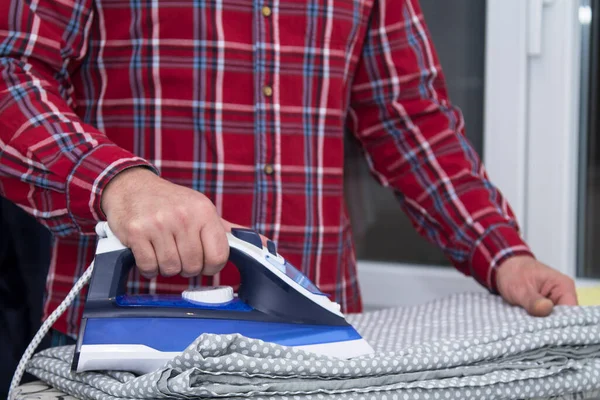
351, 98, 533, 288
0, 57, 154, 236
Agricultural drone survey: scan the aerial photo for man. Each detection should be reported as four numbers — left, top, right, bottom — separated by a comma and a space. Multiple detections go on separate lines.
0, 0, 577, 348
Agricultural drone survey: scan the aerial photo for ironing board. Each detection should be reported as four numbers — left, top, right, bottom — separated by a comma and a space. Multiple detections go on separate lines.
10, 380, 600, 400
10, 292, 600, 400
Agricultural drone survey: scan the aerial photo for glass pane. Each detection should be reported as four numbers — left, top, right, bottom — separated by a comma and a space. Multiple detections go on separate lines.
578, 0, 600, 278
345, 0, 487, 265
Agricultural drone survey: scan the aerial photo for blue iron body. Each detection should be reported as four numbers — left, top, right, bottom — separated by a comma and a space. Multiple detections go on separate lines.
71, 225, 373, 374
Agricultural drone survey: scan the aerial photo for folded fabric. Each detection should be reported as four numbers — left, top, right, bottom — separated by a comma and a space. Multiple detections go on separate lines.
25, 293, 600, 400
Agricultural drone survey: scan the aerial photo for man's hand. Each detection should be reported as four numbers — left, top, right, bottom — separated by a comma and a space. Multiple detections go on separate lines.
495, 255, 578, 317
101, 167, 241, 279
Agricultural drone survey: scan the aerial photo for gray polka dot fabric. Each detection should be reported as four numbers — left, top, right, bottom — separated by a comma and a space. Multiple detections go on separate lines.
23, 293, 600, 400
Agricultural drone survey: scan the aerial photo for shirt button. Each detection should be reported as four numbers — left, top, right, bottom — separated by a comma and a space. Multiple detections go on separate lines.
262, 6, 271, 17
263, 164, 274, 175
263, 85, 273, 97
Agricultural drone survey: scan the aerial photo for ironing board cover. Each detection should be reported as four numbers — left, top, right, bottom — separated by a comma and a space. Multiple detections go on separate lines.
13, 381, 600, 400
13, 293, 600, 400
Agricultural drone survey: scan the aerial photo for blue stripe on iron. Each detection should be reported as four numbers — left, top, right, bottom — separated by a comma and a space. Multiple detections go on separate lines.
115, 294, 253, 311
82, 317, 361, 351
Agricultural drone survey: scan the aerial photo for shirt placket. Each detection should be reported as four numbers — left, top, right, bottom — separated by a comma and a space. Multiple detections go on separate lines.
254, 0, 276, 234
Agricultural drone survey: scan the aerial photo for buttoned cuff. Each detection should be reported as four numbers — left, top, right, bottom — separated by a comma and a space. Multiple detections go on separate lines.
66, 143, 158, 234
469, 222, 535, 293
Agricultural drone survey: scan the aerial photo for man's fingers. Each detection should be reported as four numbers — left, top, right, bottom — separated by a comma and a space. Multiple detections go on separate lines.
175, 226, 204, 277
508, 282, 555, 317
259, 234, 268, 247
200, 220, 230, 276
130, 240, 159, 279
540, 273, 579, 307
129, 216, 266, 280
496, 257, 579, 316
152, 233, 182, 277
221, 219, 242, 231
549, 283, 579, 306
519, 287, 554, 317
529, 297, 554, 317
555, 291, 579, 306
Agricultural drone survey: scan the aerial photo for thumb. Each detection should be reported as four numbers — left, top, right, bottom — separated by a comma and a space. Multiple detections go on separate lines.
220, 218, 244, 231
520, 289, 555, 317
220, 218, 269, 246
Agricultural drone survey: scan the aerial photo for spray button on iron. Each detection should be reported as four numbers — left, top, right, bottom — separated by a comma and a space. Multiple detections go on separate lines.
266, 240, 277, 255
231, 228, 263, 249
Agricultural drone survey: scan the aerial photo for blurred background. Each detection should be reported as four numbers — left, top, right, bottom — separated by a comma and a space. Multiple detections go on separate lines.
345, 0, 600, 308
1, 0, 599, 312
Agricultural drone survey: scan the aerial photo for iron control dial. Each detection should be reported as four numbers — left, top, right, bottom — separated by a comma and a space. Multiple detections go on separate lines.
182, 286, 234, 304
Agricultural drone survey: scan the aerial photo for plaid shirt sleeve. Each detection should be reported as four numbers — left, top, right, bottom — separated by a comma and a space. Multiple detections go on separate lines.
0, 0, 156, 236
348, 0, 535, 292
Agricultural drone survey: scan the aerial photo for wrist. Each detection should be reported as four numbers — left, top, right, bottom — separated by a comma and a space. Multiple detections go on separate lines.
101, 167, 157, 216
498, 254, 536, 269
466, 221, 534, 292
495, 254, 536, 293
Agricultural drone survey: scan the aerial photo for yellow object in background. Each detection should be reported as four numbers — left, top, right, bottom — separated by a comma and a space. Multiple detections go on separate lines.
576, 286, 600, 305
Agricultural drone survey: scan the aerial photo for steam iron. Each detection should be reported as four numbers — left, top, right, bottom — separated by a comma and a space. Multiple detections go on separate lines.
71, 222, 374, 374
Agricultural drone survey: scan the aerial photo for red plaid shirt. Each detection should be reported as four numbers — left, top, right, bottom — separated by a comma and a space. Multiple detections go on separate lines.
0, 0, 533, 337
